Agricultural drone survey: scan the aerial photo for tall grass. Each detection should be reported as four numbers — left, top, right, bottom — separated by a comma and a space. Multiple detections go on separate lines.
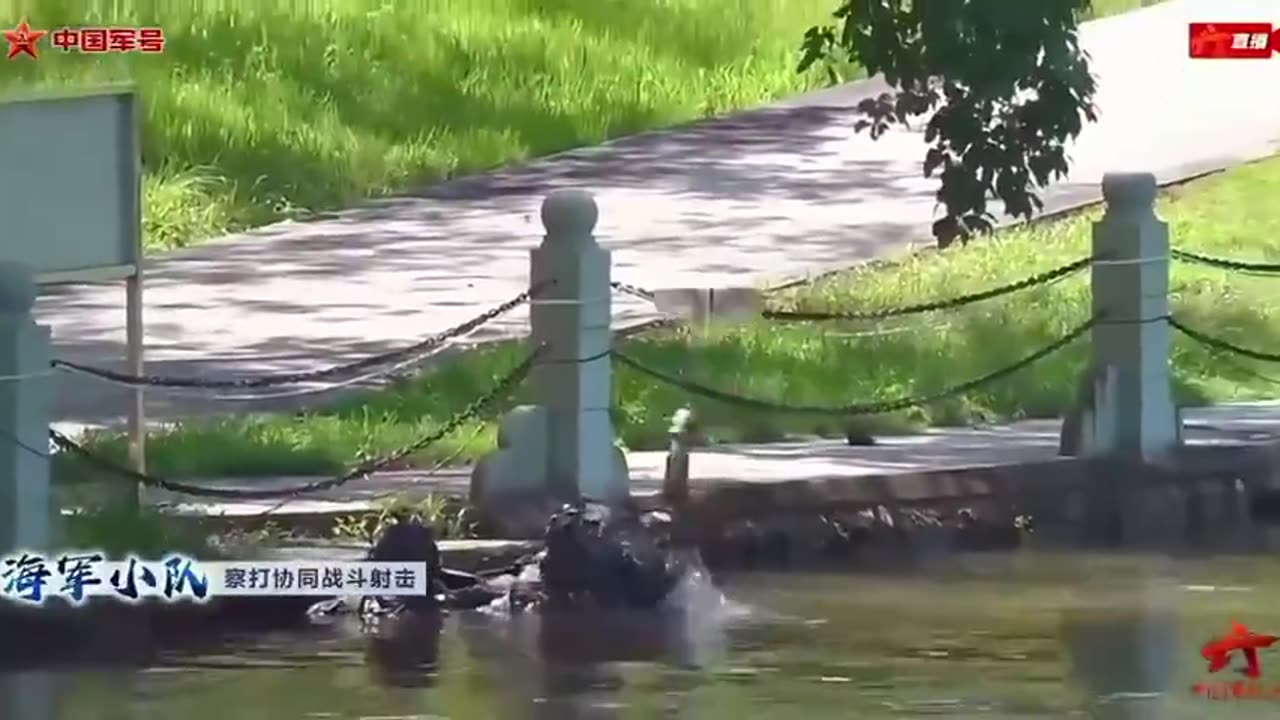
61, 154, 1280, 479
2, 0, 1154, 253
1, 0, 837, 251
12, 0, 1183, 478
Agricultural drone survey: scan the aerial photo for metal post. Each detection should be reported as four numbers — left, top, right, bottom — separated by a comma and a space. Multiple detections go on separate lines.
123, 271, 146, 514
123, 90, 146, 497
1089, 172, 1179, 461
529, 190, 626, 503
0, 261, 54, 555
125, 271, 145, 475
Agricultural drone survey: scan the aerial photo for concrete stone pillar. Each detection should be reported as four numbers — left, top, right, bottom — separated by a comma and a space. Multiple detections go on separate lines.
528, 190, 627, 503
0, 261, 53, 555
469, 405, 553, 538
1086, 172, 1179, 461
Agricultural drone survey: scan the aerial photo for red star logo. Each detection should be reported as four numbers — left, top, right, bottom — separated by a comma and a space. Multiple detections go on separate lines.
4, 21, 48, 60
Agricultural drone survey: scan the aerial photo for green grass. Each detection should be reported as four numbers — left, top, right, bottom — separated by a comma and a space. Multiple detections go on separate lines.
12, 0, 1170, 479
3, 0, 1153, 253
59, 153, 1280, 480
1, 0, 842, 252
59, 494, 219, 559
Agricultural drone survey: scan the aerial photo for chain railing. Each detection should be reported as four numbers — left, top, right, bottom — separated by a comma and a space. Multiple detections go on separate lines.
611, 256, 1095, 332
45, 346, 544, 500
610, 280, 656, 302
26, 174, 1280, 536
615, 316, 684, 339
53, 284, 547, 391
763, 255, 1095, 322
34, 230, 1279, 503
1171, 248, 1280, 275
26, 280, 668, 503
1200, 346, 1280, 386
608, 280, 686, 341
1169, 317, 1280, 363
611, 314, 1099, 417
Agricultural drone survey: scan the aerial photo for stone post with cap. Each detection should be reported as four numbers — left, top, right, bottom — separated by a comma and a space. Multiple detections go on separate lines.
1061, 172, 1180, 462
529, 189, 628, 503
0, 261, 54, 555
470, 190, 628, 536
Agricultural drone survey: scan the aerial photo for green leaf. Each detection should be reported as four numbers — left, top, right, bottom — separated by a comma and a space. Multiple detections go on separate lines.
805, 0, 1097, 245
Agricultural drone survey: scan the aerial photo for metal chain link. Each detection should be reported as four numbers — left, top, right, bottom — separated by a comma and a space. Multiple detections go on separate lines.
1202, 346, 1280, 386
1169, 317, 1280, 363
1171, 248, 1280, 275
762, 256, 1094, 322
612, 253, 921, 301
615, 316, 683, 339
611, 314, 1099, 417
610, 280, 656, 302
53, 284, 548, 390
47, 346, 544, 500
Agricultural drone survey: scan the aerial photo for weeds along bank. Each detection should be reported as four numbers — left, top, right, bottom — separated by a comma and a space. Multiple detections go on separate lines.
62, 155, 1280, 480
0, 0, 834, 252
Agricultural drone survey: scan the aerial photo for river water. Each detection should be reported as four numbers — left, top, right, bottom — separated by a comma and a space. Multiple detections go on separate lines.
18, 552, 1280, 719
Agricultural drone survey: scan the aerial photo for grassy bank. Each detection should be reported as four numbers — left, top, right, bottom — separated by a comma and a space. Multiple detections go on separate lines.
3, 0, 837, 252
61, 153, 1280, 480
5, 0, 1152, 253
58, 493, 221, 558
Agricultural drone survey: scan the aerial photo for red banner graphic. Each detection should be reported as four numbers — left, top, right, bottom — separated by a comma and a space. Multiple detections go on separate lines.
1189, 22, 1280, 59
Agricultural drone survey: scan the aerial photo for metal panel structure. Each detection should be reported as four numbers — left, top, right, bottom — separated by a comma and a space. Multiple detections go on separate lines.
0, 85, 147, 473
0, 86, 142, 282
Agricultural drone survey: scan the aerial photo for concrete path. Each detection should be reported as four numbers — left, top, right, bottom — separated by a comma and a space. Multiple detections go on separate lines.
133, 403, 1280, 519
35, 0, 1280, 427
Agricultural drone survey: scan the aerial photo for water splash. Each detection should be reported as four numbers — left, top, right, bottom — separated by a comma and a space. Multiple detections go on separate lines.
661, 553, 750, 621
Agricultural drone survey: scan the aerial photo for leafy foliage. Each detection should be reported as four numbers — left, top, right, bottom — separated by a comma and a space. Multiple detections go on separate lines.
799, 0, 1099, 247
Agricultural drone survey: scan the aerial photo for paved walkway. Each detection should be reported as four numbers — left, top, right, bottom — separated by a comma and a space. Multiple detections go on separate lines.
133, 403, 1280, 519
35, 0, 1280, 428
